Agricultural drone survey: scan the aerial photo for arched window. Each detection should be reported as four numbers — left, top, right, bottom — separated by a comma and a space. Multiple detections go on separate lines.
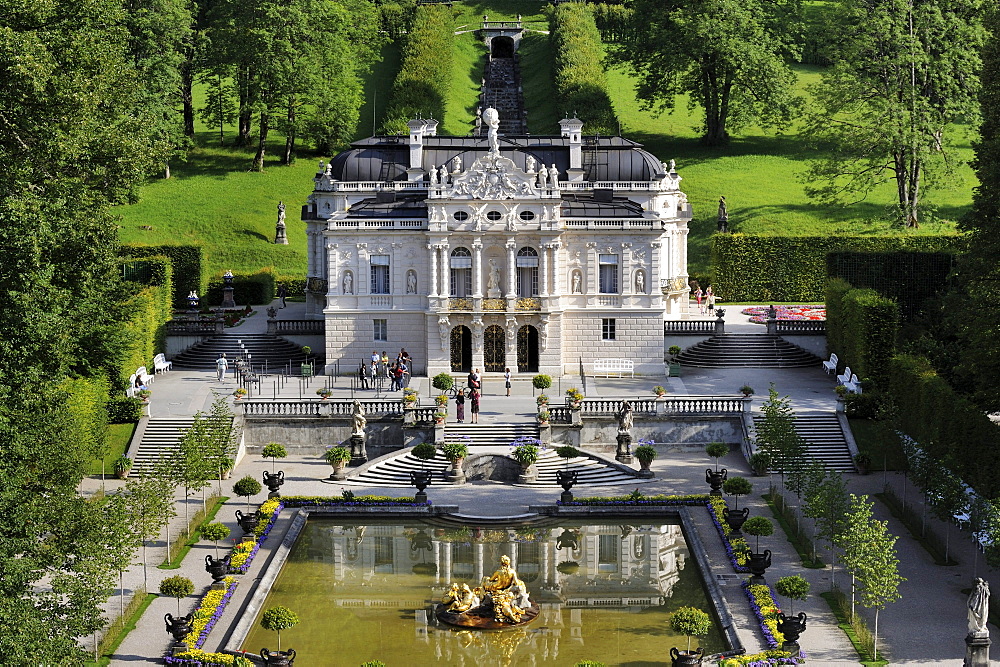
450, 247, 472, 297
516, 247, 538, 297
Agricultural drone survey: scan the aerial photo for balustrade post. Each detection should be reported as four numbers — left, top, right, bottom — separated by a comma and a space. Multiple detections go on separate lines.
742, 397, 753, 414
404, 405, 416, 426
655, 397, 668, 417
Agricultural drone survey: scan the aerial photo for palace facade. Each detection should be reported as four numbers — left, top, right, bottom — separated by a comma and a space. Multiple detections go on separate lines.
303, 113, 691, 377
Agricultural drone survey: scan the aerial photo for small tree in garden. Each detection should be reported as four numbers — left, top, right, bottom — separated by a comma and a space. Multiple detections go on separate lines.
432, 373, 455, 392
260, 605, 300, 652
262, 442, 287, 473
723, 476, 752, 510
232, 475, 262, 512
775, 575, 810, 615
556, 446, 580, 466
160, 575, 194, 615
411, 442, 438, 469
753, 384, 806, 487
201, 522, 231, 558
532, 374, 552, 390
705, 442, 728, 472
743, 516, 773, 553
669, 606, 711, 653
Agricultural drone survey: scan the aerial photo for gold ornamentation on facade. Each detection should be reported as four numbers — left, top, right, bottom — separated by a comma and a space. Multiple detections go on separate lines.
449, 298, 473, 311
482, 298, 506, 311
514, 297, 541, 311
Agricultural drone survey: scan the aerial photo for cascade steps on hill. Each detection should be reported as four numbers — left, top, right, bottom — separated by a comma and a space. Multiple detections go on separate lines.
346, 423, 644, 487
752, 413, 856, 473
676, 333, 822, 368
170, 333, 317, 374
130, 418, 197, 476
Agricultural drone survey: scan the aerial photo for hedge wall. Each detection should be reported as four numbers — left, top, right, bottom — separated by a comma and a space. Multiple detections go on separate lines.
711, 234, 962, 302
549, 3, 619, 136
111, 283, 173, 391
380, 5, 454, 133
592, 3, 634, 42
60, 375, 111, 465
121, 244, 204, 307
889, 354, 1000, 498
206, 268, 277, 306
120, 255, 172, 288
838, 288, 899, 385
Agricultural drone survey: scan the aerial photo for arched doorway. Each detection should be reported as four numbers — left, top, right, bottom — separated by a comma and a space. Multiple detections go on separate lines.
484, 324, 505, 372
517, 325, 539, 372
490, 36, 515, 58
450, 326, 472, 372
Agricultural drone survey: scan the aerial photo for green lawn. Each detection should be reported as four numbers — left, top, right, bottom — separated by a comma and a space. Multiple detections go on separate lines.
442, 31, 487, 136
88, 422, 137, 476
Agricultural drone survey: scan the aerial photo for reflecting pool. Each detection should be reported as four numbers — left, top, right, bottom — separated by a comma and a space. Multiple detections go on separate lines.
242, 519, 725, 665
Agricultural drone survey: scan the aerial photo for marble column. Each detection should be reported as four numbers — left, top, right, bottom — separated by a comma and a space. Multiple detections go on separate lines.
505, 242, 517, 299
540, 244, 551, 297
427, 244, 438, 297
474, 543, 484, 584
551, 242, 563, 297
326, 243, 337, 296
439, 245, 450, 297
472, 241, 483, 299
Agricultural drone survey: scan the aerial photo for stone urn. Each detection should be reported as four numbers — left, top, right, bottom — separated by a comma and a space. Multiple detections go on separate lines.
235, 509, 260, 535
262, 470, 284, 498
748, 549, 772, 583
517, 463, 536, 485
777, 612, 808, 646
670, 647, 703, 666
205, 554, 231, 582
726, 507, 750, 535
261, 648, 296, 666
329, 460, 347, 481
556, 470, 578, 503
706, 467, 728, 495
445, 458, 466, 483
164, 612, 192, 644
409, 469, 432, 503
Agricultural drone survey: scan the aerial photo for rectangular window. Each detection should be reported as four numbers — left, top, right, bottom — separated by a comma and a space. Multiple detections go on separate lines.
599, 254, 619, 293
602, 318, 616, 340
450, 268, 472, 297
370, 255, 390, 294
374, 319, 387, 341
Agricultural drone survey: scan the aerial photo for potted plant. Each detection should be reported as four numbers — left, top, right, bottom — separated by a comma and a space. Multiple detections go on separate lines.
775, 575, 810, 616
113, 455, 132, 479
233, 387, 248, 400
440, 441, 469, 465
433, 410, 448, 425
262, 442, 287, 472
834, 384, 849, 398
537, 409, 551, 425
137, 388, 152, 402
635, 445, 657, 477
555, 445, 579, 465
749, 452, 770, 476
722, 476, 752, 534
316, 387, 332, 399
435, 393, 449, 407
667, 345, 683, 377
743, 516, 774, 583
668, 606, 711, 666
218, 456, 236, 480
775, 576, 810, 647
512, 440, 541, 481
402, 387, 418, 406
536, 393, 549, 407
432, 372, 455, 393
565, 387, 584, 407
323, 446, 351, 481
532, 374, 552, 391
260, 605, 299, 664
201, 522, 231, 558
739, 385, 754, 397
705, 442, 728, 494
854, 452, 871, 474
411, 442, 438, 468
668, 345, 682, 361
160, 575, 195, 616
652, 385, 667, 397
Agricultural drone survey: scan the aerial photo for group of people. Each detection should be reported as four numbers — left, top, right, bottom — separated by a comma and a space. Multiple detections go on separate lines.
690, 281, 717, 315
358, 349, 412, 391
453, 368, 482, 423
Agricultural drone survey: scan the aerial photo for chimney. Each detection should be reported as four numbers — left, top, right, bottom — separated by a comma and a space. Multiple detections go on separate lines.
407, 118, 427, 181
559, 116, 585, 182
423, 118, 438, 137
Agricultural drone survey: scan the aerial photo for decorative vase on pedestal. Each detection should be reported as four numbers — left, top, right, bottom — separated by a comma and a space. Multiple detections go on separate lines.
164, 613, 193, 652
556, 470, 578, 503
726, 507, 750, 535
235, 509, 260, 536
748, 550, 772, 584
260, 648, 296, 666
205, 554, 231, 583
518, 463, 536, 484
670, 647, 703, 666
262, 470, 285, 498
706, 467, 728, 495
445, 458, 466, 484
777, 612, 807, 649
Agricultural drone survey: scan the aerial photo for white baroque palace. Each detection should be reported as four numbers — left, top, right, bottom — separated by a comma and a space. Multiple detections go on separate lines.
303, 112, 691, 377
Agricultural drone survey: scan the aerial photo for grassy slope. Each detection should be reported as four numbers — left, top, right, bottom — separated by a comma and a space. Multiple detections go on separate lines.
442, 31, 487, 136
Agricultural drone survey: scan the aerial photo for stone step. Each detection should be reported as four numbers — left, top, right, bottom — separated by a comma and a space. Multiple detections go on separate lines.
130, 418, 198, 475
677, 334, 822, 368
752, 413, 856, 472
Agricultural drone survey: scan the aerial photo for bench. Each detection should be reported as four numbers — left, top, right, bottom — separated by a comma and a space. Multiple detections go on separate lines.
844, 374, 862, 394
822, 353, 838, 375
136, 366, 154, 386
126, 374, 138, 398
153, 353, 172, 374
593, 359, 634, 378
836, 366, 852, 386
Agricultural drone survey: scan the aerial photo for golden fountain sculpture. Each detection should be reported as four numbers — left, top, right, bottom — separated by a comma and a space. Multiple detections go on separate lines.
437, 555, 539, 629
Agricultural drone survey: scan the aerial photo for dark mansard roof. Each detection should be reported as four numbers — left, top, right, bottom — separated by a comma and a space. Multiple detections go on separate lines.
328, 134, 666, 184
345, 196, 427, 217
559, 193, 645, 218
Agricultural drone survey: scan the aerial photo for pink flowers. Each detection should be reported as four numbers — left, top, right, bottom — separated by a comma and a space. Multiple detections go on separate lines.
741, 306, 826, 323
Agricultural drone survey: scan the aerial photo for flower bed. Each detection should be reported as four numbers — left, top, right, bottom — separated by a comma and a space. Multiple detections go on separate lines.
282, 494, 425, 507
741, 306, 826, 323
719, 651, 803, 666
165, 648, 251, 666
708, 496, 751, 571
184, 577, 238, 649
559, 493, 709, 506
743, 580, 786, 649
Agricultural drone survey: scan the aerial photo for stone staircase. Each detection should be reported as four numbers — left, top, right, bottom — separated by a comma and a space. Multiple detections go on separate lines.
478, 55, 527, 135
752, 413, 856, 472
443, 422, 538, 446
676, 333, 822, 368
129, 417, 197, 476
170, 333, 316, 374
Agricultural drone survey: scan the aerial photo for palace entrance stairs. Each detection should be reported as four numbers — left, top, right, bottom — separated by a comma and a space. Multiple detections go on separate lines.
128, 417, 197, 476
170, 333, 314, 374
752, 413, 856, 473
677, 333, 822, 368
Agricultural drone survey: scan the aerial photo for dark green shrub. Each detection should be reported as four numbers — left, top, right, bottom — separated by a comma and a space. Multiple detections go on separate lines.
206, 268, 277, 305
121, 244, 203, 307
825, 283, 900, 386
107, 397, 144, 422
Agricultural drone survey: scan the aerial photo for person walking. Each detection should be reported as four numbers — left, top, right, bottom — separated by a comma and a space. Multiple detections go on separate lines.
694, 286, 703, 314
706, 286, 716, 313
504, 368, 511, 396
277, 283, 288, 308
455, 389, 466, 423
470, 387, 481, 423
216, 353, 229, 382
358, 361, 369, 390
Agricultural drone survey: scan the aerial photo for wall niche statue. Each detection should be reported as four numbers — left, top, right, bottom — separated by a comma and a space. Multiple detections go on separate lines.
634, 270, 646, 294
342, 271, 354, 294
406, 270, 418, 294
571, 270, 583, 294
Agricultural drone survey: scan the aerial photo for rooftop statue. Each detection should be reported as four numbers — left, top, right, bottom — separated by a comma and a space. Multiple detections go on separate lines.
484, 107, 500, 154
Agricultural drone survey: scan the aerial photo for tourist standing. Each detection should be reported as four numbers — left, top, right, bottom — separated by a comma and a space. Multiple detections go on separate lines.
468, 368, 481, 389
455, 389, 466, 423
381, 351, 390, 377
706, 286, 716, 313
216, 353, 229, 382
470, 387, 481, 423
369, 360, 379, 389
358, 362, 369, 390
694, 286, 703, 314
504, 368, 511, 396
277, 283, 288, 308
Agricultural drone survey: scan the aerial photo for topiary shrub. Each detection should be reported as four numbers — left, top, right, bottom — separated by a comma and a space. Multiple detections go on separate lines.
723, 476, 752, 510
669, 606, 711, 653
160, 575, 194, 615
260, 606, 299, 652
232, 475, 262, 511
262, 442, 287, 472
432, 373, 455, 391
706, 442, 728, 472
775, 575, 810, 615
532, 374, 552, 390
743, 516, 774, 552
411, 442, 438, 467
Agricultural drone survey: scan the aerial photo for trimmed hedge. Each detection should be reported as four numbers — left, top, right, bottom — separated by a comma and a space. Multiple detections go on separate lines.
121, 244, 204, 307
112, 283, 173, 391
712, 234, 961, 302
120, 255, 171, 288
61, 375, 111, 464
380, 5, 454, 133
889, 354, 1000, 498
107, 397, 144, 423
206, 268, 277, 306
824, 278, 851, 362
825, 283, 899, 385
549, 3, 619, 136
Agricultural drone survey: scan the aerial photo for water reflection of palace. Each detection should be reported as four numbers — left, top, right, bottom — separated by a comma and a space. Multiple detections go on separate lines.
302, 523, 688, 663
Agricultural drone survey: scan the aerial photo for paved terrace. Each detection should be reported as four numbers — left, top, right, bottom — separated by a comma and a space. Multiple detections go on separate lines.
79, 300, 991, 666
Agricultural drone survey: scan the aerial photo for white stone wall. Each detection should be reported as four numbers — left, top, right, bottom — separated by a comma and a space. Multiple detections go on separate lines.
324, 312, 427, 375
561, 311, 665, 377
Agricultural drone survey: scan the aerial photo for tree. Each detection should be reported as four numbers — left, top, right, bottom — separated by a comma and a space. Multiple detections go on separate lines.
924, 465, 969, 563
803, 0, 984, 227
753, 384, 807, 486
743, 516, 774, 553
613, 0, 800, 145
803, 470, 849, 570
203, 397, 239, 493
262, 442, 287, 473
233, 475, 263, 512
260, 605, 300, 651
705, 442, 728, 473
955, 5, 1000, 410
160, 575, 195, 615
176, 418, 216, 528
124, 474, 175, 588
723, 476, 752, 510
201, 522, 231, 558
775, 575, 810, 615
